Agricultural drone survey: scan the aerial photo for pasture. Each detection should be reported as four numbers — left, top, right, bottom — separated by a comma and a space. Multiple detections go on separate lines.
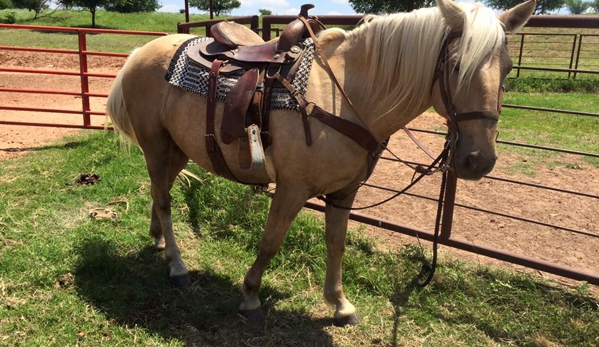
0, 132, 598, 346
0, 8, 598, 347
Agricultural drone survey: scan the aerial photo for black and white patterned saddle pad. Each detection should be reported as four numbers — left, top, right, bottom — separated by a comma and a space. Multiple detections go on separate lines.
165, 37, 315, 111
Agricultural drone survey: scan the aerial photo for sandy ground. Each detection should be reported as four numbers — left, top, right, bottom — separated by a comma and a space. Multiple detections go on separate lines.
1, 50, 597, 290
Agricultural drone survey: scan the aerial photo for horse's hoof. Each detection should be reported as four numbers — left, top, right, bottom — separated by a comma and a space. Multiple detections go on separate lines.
240, 308, 263, 322
153, 238, 165, 251
334, 313, 362, 327
169, 274, 191, 288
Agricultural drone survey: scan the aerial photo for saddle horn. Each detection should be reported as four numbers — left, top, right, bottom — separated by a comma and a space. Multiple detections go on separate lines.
300, 4, 315, 18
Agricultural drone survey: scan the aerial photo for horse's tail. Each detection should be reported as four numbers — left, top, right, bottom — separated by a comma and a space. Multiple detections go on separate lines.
106, 48, 140, 145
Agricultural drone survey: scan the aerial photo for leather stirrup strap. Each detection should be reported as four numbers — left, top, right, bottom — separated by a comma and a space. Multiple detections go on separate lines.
260, 66, 277, 147
205, 59, 239, 182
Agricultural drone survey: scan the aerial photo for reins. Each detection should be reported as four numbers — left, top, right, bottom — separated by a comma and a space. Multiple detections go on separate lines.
291, 16, 506, 286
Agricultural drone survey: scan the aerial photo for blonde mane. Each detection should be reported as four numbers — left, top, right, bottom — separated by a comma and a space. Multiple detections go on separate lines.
335, 2, 505, 120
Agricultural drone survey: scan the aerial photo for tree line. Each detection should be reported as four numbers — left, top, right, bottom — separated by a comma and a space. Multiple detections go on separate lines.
2, 0, 598, 28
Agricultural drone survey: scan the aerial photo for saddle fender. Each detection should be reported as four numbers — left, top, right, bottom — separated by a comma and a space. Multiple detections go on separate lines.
221, 68, 260, 144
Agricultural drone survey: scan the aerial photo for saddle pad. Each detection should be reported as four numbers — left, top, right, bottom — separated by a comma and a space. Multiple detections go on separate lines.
165, 37, 315, 111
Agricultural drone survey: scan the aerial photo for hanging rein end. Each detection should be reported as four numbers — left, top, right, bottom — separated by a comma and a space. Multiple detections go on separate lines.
416, 263, 435, 287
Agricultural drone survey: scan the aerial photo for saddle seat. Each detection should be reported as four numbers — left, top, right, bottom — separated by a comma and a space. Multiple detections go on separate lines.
210, 21, 266, 49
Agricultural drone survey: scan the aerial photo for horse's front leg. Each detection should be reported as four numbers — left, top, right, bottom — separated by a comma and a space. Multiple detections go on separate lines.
239, 184, 310, 320
324, 190, 362, 326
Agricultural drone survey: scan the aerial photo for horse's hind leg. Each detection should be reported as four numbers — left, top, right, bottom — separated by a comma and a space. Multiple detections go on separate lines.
239, 184, 310, 320
323, 190, 362, 326
143, 137, 191, 287
148, 146, 188, 251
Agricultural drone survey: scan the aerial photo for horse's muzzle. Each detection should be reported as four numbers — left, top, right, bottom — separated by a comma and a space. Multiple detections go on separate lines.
453, 150, 497, 180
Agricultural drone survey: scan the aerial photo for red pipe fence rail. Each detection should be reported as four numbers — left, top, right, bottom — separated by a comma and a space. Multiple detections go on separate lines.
2, 16, 598, 285
0, 24, 167, 129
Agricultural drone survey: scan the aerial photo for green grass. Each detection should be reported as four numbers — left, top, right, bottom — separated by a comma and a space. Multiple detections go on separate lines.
506, 76, 599, 93
0, 9, 215, 52
498, 92, 599, 168
0, 131, 598, 346
0, 8, 210, 32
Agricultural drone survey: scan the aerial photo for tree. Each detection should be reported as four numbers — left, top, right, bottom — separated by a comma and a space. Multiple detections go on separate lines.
0, 0, 13, 9
59, 0, 117, 27
258, 8, 271, 16
484, 0, 564, 14
11, 0, 49, 18
564, 0, 590, 13
591, 0, 599, 11
105, 0, 160, 13
348, 0, 435, 14
188, 0, 241, 16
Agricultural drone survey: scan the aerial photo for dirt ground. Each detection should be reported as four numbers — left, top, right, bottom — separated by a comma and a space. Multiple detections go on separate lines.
1, 50, 597, 291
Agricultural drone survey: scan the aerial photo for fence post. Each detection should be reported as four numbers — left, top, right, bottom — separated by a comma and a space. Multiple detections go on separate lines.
517, 33, 525, 78
568, 34, 577, 79
77, 30, 91, 128
251, 15, 259, 34
440, 170, 458, 240
573, 34, 584, 80
262, 17, 272, 41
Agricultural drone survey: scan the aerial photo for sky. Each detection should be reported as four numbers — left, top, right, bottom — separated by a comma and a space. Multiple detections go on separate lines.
157, 0, 478, 16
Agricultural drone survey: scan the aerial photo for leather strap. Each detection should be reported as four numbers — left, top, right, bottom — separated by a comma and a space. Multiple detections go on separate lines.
273, 71, 380, 154
205, 59, 221, 153
299, 16, 371, 134
260, 66, 277, 147
205, 59, 239, 182
310, 105, 380, 153
435, 31, 500, 129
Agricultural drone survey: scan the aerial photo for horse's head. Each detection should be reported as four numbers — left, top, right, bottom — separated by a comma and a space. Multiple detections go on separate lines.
431, 0, 535, 180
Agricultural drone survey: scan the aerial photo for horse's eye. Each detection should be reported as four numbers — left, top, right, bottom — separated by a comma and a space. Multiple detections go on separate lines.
453, 62, 461, 72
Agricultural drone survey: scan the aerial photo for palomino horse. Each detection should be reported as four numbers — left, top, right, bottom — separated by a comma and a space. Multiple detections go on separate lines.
107, 0, 535, 326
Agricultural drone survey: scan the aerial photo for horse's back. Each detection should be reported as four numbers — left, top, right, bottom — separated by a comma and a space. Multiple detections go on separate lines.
116, 33, 371, 189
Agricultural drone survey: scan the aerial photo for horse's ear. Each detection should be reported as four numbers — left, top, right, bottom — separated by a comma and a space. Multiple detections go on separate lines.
437, 0, 465, 32
498, 0, 536, 32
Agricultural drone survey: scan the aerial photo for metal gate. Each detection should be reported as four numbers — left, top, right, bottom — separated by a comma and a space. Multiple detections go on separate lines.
0, 24, 167, 129
2, 17, 598, 286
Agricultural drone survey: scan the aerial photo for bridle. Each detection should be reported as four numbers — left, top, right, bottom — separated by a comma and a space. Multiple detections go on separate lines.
302, 22, 507, 286
434, 31, 505, 144
415, 31, 508, 286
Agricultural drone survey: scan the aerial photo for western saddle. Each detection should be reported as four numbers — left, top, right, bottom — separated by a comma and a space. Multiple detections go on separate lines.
186, 4, 326, 182
187, 4, 382, 183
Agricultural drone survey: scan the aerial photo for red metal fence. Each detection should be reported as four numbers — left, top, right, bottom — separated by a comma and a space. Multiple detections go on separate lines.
178, 14, 599, 285
1, 16, 598, 286
0, 24, 167, 129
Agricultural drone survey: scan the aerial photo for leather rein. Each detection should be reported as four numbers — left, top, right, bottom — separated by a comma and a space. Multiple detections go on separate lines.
303, 26, 506, 287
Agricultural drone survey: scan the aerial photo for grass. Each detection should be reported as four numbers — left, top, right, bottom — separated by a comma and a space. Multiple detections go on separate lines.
0, 8, 209, 32
0, 9, 214, 52
0, 131, 598, 346
497, 92, 599, 168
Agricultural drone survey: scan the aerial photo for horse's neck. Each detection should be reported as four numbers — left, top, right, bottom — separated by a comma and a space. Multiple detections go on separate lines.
308, 32, 431, 141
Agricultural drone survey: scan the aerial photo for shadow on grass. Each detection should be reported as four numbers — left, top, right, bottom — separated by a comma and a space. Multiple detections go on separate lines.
73, 237, 336, 346
0, 140, 85, 154
421, 267, 599, 346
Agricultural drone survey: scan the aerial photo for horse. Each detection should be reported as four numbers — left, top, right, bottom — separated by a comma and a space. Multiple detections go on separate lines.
106, 0, 535, 326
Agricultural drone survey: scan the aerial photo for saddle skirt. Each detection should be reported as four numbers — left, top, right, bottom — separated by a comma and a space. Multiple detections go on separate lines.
165, 37, 315, 111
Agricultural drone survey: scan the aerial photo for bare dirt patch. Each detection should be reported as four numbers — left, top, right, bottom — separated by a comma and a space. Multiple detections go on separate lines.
1, 50, 597, 289
0, 50, 124, 159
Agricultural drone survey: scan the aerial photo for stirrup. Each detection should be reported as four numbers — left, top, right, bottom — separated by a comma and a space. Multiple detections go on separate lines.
239, 124, 265, 171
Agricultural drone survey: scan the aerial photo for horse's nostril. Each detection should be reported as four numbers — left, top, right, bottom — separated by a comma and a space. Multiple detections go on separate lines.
464, 150, 481, 170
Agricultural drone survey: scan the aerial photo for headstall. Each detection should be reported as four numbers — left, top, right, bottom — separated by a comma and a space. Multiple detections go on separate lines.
434, 30, 505, 142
